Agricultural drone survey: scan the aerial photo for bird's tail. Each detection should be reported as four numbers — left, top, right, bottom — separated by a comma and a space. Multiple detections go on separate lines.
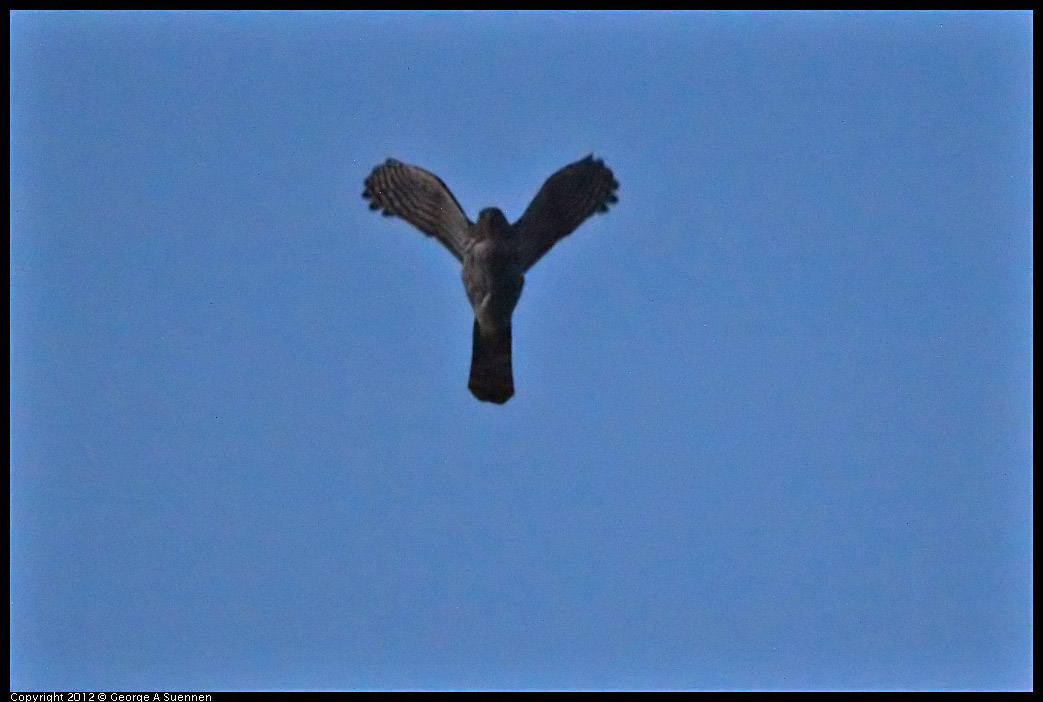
468, 320, 514, 404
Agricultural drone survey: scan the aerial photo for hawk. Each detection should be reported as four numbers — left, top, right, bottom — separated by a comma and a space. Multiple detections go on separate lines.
363, 155, 619, 404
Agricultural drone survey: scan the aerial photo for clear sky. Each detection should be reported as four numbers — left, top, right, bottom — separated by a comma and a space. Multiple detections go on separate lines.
10, 11, 1032, 692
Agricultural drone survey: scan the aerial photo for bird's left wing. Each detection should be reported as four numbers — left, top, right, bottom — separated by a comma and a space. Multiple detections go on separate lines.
363, 159, 475, 261
512, 155, 619, 271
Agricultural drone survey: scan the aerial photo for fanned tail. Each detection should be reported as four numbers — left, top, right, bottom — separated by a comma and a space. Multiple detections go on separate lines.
468, 320, 514, 404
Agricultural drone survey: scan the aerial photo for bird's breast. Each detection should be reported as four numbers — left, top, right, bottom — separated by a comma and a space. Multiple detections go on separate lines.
462, 240, 524, 316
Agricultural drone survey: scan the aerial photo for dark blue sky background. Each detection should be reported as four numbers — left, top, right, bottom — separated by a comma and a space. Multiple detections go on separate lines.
10, 11, 1032, 691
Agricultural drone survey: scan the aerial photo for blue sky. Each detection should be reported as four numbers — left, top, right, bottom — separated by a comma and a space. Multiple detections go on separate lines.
10, 11, 1032, 691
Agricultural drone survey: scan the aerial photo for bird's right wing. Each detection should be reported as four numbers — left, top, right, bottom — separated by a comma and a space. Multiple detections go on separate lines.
512, 155, 619, 271
363, 159, 475, 261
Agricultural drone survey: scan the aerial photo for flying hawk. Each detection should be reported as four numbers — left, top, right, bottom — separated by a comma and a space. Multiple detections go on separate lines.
363, 155, 618, 404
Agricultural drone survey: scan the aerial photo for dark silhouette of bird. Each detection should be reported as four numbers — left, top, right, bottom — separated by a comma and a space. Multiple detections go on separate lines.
363, 155, 618, 404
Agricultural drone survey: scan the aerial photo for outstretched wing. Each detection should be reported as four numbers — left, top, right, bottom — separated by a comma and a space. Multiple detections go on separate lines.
363, 159, 475, 261
512, 155, 619, 271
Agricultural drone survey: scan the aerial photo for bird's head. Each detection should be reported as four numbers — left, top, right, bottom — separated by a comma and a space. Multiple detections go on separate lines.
476, 208, 511, 240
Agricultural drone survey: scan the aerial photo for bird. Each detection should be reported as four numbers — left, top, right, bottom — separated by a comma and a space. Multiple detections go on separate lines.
362, 155, 618, 404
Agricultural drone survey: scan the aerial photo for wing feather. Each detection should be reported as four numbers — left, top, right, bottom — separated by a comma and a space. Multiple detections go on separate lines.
363, 159, 475, 261
512, 155, 619, 271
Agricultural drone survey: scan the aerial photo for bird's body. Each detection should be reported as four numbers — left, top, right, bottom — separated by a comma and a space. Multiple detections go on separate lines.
462, 210, 525, 403
463, 209, 525, 335
363, 155, 618, 403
